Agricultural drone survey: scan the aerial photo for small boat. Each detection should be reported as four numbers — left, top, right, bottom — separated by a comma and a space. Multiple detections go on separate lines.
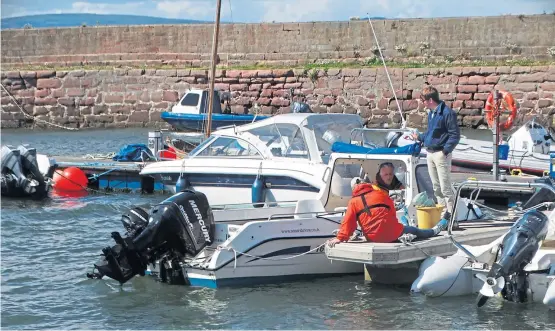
1, 145, 56, 199
87, 140, 426, 287
161, 89, 270, 132
140, 113, 365, 205
412, 201, 555, 309
385, 120, 555, 176
451, 120, 555, 176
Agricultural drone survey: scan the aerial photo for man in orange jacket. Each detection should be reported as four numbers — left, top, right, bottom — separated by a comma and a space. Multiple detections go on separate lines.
327, 177, 448, 247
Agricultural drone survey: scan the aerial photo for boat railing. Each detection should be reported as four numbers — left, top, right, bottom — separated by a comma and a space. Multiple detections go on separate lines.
211, 200, 298, 211
449, 180, 555, 262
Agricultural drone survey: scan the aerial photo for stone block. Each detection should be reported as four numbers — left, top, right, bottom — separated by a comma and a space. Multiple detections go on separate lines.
162, 91, 179, 102
322, 96, 335, 105
104, 94, 124, 104
37, 78, 61, 89
36, 71, 55, 78
67, 88, 84, 97
457, 85, 477, 93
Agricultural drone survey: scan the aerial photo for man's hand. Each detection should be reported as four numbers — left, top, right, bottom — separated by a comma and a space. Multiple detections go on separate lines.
327, 238, 342, 247
410, 132, 419, 141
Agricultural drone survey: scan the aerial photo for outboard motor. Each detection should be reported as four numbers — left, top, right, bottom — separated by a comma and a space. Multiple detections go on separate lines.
385, 131, 413, 148
476, 210, 549, 307
1, 145, 51, 199
87, 190, 215, 285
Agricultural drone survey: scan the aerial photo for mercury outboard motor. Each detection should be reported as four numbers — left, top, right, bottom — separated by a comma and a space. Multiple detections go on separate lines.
87, 190, 215, 285
476, 210, 549, 307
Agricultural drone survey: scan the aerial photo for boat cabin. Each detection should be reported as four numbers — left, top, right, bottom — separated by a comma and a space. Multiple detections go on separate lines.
187, 113, 365, 164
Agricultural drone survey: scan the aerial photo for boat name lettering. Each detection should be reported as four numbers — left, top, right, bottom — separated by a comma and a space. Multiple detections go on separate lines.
281, 228, 320, 234
178, 205, 196, 240
189, 200, 211, 242
161, 176, 172, 181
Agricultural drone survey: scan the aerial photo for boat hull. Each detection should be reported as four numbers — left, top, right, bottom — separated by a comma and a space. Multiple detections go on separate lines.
184, 236, 362, 288
161, 112, 270, 132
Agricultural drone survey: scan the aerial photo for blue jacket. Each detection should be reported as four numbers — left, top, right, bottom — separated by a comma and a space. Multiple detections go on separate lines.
419, 102, 460, 155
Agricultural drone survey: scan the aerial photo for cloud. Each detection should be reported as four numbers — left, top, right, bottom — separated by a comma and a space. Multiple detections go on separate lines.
2, 0, 553, 21
155, 0, 217, 19
71, 1, 150, 15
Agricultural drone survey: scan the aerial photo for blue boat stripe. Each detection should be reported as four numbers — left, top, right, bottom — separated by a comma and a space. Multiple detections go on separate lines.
186, 272, 363, 288
159, 173, 319, 192
245, 246, 311, 263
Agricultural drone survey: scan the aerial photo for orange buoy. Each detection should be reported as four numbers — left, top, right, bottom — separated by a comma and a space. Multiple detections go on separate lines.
53, 167, 89, 192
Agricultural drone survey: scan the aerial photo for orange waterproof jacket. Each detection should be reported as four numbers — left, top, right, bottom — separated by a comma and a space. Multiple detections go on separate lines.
336, 183, 404, 243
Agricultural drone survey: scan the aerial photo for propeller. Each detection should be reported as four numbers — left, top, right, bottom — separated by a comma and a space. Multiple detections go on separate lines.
475, 273, 505, 307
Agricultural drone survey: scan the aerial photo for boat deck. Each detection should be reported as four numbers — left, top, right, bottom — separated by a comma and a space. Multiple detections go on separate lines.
325, 219, 513, 266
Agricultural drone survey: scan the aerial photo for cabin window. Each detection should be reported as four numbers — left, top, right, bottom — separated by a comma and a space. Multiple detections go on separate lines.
195, 137, 262, 158
247, 124, 309, 159
181, 93, 200, 107
305, 116, 363, 163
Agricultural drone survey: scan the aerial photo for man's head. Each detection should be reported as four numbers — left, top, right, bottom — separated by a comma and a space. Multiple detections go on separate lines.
350, 176, 370, 191
377, 162, 395, 186
420, 86, 441, 110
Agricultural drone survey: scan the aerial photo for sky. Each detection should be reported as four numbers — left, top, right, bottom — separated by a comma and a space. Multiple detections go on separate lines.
1, 0, 554, 22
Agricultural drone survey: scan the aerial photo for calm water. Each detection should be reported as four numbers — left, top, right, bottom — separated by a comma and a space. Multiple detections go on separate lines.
2, 128, 554, 330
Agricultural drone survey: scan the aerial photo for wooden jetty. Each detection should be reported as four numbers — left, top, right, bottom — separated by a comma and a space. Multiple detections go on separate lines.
54, 156, 165, 193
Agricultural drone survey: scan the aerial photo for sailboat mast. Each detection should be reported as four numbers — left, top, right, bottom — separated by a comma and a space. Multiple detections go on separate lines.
205, 0, 222, 138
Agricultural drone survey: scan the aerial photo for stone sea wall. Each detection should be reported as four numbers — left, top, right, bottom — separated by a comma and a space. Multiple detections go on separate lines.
2, 14, 555, 68
1, 65, 554, 129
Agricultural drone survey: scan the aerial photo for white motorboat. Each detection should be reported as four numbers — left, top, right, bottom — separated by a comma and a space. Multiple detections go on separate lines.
139, 113, 365, 205
89, 143, 433, 288
411, 181, 555, 309
388, 120, 555, 176
452, 120, 554, 176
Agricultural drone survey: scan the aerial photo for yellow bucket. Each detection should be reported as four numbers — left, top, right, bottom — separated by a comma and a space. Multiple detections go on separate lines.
416, 205, 443, 229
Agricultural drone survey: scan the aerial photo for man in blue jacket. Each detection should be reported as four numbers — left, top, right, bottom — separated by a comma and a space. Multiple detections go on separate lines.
411, 85, 461, 221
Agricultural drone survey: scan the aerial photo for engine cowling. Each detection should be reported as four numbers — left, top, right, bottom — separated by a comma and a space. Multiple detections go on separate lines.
88, 189, 215, 284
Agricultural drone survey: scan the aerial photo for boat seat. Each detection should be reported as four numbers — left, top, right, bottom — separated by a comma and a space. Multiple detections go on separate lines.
294, 199, 326, 219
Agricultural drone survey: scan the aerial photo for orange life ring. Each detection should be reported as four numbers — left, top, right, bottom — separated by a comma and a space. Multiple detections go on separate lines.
484, 90, 517, 132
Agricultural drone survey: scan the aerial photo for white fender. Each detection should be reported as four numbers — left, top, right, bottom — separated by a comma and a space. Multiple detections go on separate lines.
543, 278, 555, 309
411, 256, 444, 293
411, 254, 472, 297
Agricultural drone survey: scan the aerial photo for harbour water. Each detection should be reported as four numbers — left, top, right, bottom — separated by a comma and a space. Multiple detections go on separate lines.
1, 128, 555, 330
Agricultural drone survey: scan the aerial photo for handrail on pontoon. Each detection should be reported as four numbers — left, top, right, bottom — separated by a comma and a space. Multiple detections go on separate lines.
449, 180, 555, 262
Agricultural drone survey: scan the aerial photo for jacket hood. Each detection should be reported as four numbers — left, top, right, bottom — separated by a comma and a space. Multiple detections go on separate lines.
352, 182, 374, 197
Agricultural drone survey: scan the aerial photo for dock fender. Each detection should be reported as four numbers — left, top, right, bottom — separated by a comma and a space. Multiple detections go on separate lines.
176, 175, 192, 192
252, 163, 266, 207
411, 256, 444, 293
543, 278, 555, 309
411, 255, 472, 297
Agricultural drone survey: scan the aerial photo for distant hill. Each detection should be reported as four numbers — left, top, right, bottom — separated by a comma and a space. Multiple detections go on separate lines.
1, 13, 210, 30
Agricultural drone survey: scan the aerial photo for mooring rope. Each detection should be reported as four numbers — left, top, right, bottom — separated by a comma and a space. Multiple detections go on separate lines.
1, 83, 79, 131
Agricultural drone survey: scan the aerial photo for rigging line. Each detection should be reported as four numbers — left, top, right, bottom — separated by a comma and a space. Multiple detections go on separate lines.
227, 0, 233, 24
1, 83, 79, 131
366, 15, 406, 128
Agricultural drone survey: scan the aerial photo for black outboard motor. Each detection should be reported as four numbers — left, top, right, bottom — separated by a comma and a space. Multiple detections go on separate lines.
1, 145, 52, 199
121, 207, 150, 237
477, 210, 549, 306
87, 190, 215, 285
